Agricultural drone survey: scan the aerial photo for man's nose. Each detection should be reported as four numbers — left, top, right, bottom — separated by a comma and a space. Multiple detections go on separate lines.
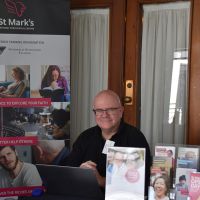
101, 110, 109, 116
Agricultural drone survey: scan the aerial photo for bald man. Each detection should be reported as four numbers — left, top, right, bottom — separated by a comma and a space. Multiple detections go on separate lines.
32, 140, 69, 165
62, 90, 151, 196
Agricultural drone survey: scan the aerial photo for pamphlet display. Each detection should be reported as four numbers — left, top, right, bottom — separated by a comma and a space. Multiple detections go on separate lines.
149, 144, 200, 200
0, 0, 70, 198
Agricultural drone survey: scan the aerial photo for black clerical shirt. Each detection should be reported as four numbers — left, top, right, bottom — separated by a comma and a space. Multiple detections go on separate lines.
61, 120, 151, 195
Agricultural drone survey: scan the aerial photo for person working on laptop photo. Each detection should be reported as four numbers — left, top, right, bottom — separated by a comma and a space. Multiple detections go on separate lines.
62, 89, 151, 197
32, 140, 69, 165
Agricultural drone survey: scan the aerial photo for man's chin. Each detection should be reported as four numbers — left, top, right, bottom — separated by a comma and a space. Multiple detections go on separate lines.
3, 165, 16, 171
2, 159, 19, 171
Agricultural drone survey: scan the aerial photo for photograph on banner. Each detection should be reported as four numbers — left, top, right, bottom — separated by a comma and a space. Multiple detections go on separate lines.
31, 140, 69, 165
0, 102, 70, 140
30, 65, 70, 102
0, 144, 43, 197
0, 65, 30, 98
105, 147, 146, 200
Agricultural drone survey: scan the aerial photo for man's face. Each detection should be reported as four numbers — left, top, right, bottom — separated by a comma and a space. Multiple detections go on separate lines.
113, 152, 124, 167
93, 93, 124, 133
0, 147, 18, 171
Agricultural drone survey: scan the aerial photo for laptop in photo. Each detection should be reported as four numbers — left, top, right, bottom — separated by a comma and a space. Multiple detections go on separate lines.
19, 164, 104, 200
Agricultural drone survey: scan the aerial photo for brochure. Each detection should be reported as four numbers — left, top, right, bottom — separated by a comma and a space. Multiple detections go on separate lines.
189, 172, 200, 200
177, 147, 199, 169
105, 146, 146, 200
175, 168, 197, 200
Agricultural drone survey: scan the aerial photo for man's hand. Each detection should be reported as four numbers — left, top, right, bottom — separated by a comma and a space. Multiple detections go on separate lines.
80, 160, 105, 187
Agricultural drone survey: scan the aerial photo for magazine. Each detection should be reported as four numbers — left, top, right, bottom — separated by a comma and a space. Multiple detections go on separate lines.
175, 168, 197, 200
105, 146, 146, 200
177, 147, 199, 169
155, 145, 176, 159
152, 156, 173, 179
189, 172, 200, 200
148, 156, 173, 200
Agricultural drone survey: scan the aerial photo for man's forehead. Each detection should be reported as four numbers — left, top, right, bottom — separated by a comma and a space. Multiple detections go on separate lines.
94, 95, 120, 107
0, 146, 14, 154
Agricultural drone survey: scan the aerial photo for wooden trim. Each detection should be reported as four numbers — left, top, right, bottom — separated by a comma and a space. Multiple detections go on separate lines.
124, 1, 140, 126
108, 0, 125, 98
71, 0, 112, 9
188, 0, 200, 145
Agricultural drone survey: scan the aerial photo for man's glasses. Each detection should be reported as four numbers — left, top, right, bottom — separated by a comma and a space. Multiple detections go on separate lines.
93, 107, 121, 116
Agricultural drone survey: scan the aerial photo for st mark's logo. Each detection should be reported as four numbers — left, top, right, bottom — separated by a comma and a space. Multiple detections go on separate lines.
4, 0, 26, 17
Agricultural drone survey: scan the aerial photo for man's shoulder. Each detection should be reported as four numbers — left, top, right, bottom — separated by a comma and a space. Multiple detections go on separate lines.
120, 122, 149, 147
76, 126, 101, 142
80, 126, 100, 137
122, 122, 143, 135
22, 162, 37, 170
81, 126, 100, 135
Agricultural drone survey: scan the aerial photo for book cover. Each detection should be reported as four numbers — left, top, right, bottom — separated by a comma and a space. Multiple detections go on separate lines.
175, 168, 197, 200
155, 145, 176, 160
39, 88, 65, 102
189, 172, 200, 200
152, 156, 173, 183
177, 147, 199, 169
148, 174, 171, 200
148, 157, 172, 200
105, 146, 146, 200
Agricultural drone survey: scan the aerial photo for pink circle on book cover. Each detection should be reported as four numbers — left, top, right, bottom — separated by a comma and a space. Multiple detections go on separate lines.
125, 168, 140, 183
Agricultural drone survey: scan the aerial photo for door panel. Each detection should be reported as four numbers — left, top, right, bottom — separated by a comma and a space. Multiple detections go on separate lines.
125, 0, 200, 145
188, 0, 200, 144
71, 0, 126, 98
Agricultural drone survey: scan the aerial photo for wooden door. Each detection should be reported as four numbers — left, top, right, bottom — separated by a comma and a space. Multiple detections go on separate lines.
71, 0, 126, 98
124, 0, 200, 145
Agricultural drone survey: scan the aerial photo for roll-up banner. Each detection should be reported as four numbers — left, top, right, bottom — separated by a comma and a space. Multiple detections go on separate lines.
0, 0, 70, 197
